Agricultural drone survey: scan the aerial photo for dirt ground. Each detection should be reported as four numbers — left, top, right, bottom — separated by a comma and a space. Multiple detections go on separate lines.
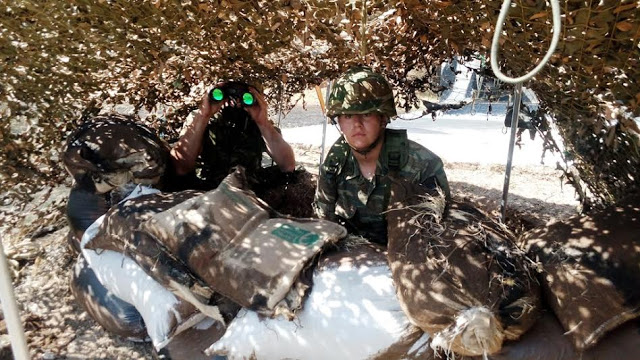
0, 140, 580, 360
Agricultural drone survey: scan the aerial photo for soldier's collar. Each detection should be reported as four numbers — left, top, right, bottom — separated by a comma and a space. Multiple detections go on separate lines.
344, 149, 386, 181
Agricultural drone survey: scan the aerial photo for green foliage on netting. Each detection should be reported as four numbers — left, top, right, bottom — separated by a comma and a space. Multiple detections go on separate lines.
1, 0, 638, 206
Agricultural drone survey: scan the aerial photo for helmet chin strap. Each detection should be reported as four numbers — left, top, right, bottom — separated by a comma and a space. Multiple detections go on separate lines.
351, 133, 383, 156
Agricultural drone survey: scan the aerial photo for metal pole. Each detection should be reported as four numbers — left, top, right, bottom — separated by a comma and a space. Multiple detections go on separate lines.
275, 82, 284, 167
318, 81, 332, 167
500, 82, 523, 223
0, 235, 30, 360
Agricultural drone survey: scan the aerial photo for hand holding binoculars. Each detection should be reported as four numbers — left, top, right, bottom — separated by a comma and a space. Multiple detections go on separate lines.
209, 82, 256, 107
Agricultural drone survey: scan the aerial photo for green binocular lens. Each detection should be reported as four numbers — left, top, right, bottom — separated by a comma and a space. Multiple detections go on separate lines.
242, 92, 255, 106
211, 88, 224, 101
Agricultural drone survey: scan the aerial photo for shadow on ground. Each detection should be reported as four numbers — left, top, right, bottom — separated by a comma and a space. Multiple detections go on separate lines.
451, 180, 579, 230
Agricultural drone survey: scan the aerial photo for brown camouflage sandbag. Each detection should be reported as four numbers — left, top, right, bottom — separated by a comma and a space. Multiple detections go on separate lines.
205, 217, 346, 313
524, 194, 640, 350
139, 168, 347, 316
487, 313, 640, 360
63, 114, 171, 193
137, 168, 272, 274
83, 188, 227, 323
86, 190, 204, 253
386, 178, 541, 357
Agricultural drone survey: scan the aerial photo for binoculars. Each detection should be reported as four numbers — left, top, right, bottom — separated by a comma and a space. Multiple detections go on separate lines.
209, 82, 255, 106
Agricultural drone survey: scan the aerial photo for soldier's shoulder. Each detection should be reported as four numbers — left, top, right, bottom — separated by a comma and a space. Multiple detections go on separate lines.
322, 138, 351, 174
406, 139, 441, 161
326, 138, 350, 160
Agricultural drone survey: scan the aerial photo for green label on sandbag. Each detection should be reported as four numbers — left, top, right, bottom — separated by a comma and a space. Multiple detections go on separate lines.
272, 224, 320, 247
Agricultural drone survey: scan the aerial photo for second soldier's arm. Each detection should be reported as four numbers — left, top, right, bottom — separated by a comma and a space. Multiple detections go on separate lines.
245, 88, 295, 172
170, 93, 223, 175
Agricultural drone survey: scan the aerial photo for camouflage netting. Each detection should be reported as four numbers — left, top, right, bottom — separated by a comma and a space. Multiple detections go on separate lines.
1, 0, 639, 207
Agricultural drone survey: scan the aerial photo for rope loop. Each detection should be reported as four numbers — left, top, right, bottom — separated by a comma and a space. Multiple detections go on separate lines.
490, 0, 562, 84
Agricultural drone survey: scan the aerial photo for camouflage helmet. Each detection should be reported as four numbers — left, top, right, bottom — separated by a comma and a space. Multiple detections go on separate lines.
326, 66, 397, 120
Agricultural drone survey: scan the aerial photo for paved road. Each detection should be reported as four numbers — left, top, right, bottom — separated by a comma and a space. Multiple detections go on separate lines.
281, 101, 564, 167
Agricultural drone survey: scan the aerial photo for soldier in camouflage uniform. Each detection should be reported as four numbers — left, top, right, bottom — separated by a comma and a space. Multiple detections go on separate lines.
169, 81, 295, 191
314, 66, 450, 245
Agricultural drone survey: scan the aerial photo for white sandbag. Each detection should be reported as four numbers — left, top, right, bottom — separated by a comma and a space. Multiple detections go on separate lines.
206, 253, 419, 360
70, 254, 148, 341
80, 186, 202, 349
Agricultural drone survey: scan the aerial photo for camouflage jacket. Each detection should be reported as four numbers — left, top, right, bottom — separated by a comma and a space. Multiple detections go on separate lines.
314, 129, 450, 245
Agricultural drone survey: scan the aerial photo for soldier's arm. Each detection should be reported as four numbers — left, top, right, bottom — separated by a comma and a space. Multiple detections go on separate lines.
314, 167, 338, 221
257, 122, 295, 172
246, 88, 295, 172
170, 94, 222, 175
414, 145, 451, 199
420, 160, 451, 199
434, 167, 451, 200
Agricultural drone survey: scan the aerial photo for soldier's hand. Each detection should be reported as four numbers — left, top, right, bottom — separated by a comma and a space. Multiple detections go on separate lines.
197, 92, 225, 121
245, 87, 270, 127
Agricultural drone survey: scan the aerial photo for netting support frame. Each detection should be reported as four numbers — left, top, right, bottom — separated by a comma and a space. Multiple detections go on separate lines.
0, 235, 30, 359
500, 82, 523, 223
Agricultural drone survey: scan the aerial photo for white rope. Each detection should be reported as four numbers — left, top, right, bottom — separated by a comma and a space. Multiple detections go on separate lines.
490, 0, 562, 84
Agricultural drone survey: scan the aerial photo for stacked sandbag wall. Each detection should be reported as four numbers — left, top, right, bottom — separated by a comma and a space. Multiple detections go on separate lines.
78, 186, 208, 350
136, 168, 346, 317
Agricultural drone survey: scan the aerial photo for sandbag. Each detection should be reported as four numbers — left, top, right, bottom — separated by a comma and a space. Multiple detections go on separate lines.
139, 168, 346, 316
63, 114, 171, 193
408, 313, 640, 360
70, 255, 147, 341
205, 241, 418, 360
84, 187, 225, 321
66, 185, 111, 252
198, 217, 346, 312
82, 246, 205, 350
524, 194, 640, 350
83, 182, 245, 328
580, 317, 640, 360
386, 178, 541, 357
85, 189, 204, 253
79, 188, 207, 350
487, 313, 640, 360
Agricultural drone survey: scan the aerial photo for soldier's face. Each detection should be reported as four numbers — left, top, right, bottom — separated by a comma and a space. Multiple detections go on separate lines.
337, 113, 385, 150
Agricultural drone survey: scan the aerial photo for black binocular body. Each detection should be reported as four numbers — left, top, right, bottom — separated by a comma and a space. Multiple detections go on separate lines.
209, 81, 255, 106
